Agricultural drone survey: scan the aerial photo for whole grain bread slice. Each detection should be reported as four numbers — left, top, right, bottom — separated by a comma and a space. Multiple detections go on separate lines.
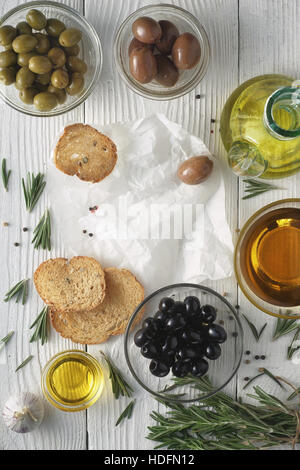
50, 267, 144, 344
54, 123, 118, 183
34, 256, 106, 314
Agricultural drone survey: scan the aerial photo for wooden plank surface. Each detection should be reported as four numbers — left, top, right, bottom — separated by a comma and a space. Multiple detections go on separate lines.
0, 0, 299, 450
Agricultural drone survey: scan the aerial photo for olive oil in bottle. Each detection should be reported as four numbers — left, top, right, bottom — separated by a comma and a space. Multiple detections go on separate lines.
42, 350, 104, 412
240, 207, 300, 307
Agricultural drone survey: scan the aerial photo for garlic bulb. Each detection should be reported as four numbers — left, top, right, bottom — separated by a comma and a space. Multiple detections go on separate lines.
2, 392, 44, 433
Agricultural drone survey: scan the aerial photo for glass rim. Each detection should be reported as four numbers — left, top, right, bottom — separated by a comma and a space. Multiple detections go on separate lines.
113, 3, 210, 101
0, 0, 103, 117
124, 282, 244, 403
234, 198, 300, 319
265, 86, 300, 139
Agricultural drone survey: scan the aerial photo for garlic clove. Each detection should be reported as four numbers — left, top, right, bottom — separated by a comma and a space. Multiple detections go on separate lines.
2, 392, 44, 433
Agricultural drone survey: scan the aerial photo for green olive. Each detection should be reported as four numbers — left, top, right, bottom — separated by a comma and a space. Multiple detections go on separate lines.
4, 43, 13, 51
29, 55, 52, 74
46, 18, 66, 37
34, 91, 58, 111
12, 34, 38, 53
19, 87, 39, 104
48, 47, 66, 69
66, 72, 84, 96
51, 69, 69, 89
17, 51, 36, 67
63, 44, 80, 56
59, 28, 82, 48
49, 36, 60, 48
0, 25, 17, 46
34, 82, 48, 92
48, 84, 67, 104
16, 66, 35, 89
34, 33, 50, 54
67, 56, 87, 74
35, 71, 51, 85
0, 50, 17, 67
16, 21, 32, 35
26, 9, 47, 31
0, 67, 16, 85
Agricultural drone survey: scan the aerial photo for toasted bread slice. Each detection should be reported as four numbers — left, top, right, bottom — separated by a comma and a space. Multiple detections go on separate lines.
34, 256, 106, 313
50, 267, 144, 344
54, 124, 118, 183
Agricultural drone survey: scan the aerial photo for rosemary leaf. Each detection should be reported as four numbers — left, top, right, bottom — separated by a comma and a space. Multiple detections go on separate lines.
1, 158, 11, 192
30, 306, 49, 345
242, 179, 284, 200
15, 354, 33, 372
287, 327, 300, 360
243, 373, 264, 390
22, 172, 46, 213
4, 279, 29, 305
260, 368, 285, 390
273, 317, 299, 341
32, 209, 51, 250
0, 331, 14, 351
242, 314, 267, 342
115, 400, 136, 427
100, 351, 133, 399
287, 386, 300, 401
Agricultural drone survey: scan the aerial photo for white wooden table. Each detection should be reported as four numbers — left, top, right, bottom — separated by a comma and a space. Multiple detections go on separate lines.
0, 0, 299, 451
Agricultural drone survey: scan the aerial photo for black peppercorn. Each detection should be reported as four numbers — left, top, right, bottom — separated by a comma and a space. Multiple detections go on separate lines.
245, 350, 251, 355
88, 233, 94, 237
255, 355, 260, 360
244, 377, 250, 381
83, 230, 87, 234
195, 94, 201, 100
22, 227, 28, 232
261, 355, 266, 360
14, 242, 20, 247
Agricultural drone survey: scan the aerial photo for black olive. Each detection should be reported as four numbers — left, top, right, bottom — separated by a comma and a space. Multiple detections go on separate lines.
165, 312, 187, 331
207, 324, 227, 343
159, 297, 175, 312
162, 335, 179, 353
177, 345, 199, 360
141, 342, 160, 359
149, 360, 170, 377
188, 313, 204, 330
181, 328, 203, 344
199, 305, 217, 323
170, 301, 186, 313
143, 317, 162, 337
172, 360, 191, 378
205, 343, 222, 360
161, 350, 176, 367
134, 328, 149, 347
191, 358, 209, 377
184, 296, 200, 314
142, 317, 156, 330
154, 310, 169, 326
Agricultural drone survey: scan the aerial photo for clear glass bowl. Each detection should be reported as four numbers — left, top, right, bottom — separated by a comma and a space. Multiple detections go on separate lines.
114, 4, 210, 101
235, 199, 300, 320
124, 283, 243, 403
0, 1, 102, 116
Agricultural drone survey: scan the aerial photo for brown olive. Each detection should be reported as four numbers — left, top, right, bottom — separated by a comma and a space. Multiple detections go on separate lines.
67, 56, 87, 74
0, 25, 17, 46
0, 67, 16, 85
48, 84, 67, 104
128, 37, 154, 56
51, 69, 69, 89
26, 9, 47, 31
19, 87, 39, 104
59, 28, 82, 48
63, 44, 80, 56
35, 71, 52, 86
0, 50, 17, 67
46, 18, 66, 37
129, 48, 157, 84
132, 17, 162, 44
34, 33, 51, 54
177, 156, 213, 185
17, 51, 36, 67
156, 20, 179, 55
155, 55, 179, 87
12, 34, 38, 54
16, 22, 32, 35
16, 66, 35, 89
48, 47, 66, 69
29, 55, 52, 74
33, 91, 58, 111
172, 33, 201, 70
66, 72, 84, 95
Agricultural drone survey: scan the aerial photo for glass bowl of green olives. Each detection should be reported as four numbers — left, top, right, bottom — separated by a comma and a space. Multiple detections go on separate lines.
124, 283, 243, 403
0, 1, 102, 116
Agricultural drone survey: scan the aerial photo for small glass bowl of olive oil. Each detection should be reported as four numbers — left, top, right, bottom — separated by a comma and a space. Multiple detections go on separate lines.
42, 350, 104, 412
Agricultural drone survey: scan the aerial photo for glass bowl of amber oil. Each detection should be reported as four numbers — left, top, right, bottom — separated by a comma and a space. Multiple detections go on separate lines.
235, 199, 300, 319
42, 350, 104, 412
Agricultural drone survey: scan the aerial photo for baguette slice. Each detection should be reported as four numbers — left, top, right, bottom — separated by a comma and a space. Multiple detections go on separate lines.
34, 256, 106, 314
50, 267, 144, 344
54, 123, 118, 183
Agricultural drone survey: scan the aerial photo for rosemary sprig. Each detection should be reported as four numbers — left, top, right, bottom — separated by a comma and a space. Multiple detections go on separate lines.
100, 351, 133, 399
0, 331, 14, 352
115, 400, 136, 427
30, 306, 49, 345
287, 327, 300, 360
273, 317, 299, 341
22, 172, 46, 213
32, 209, 51, 250
4, 279, 29, 305
242, 314, 267, 342
15, 354, 33, 372
242, 178, 284, 200
1, 158, 11, 192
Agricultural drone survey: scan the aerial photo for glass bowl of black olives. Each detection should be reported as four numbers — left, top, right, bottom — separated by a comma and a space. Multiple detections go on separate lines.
0, 1, 102, 116
114, 4, 210, 101
124, 283, 243, 403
